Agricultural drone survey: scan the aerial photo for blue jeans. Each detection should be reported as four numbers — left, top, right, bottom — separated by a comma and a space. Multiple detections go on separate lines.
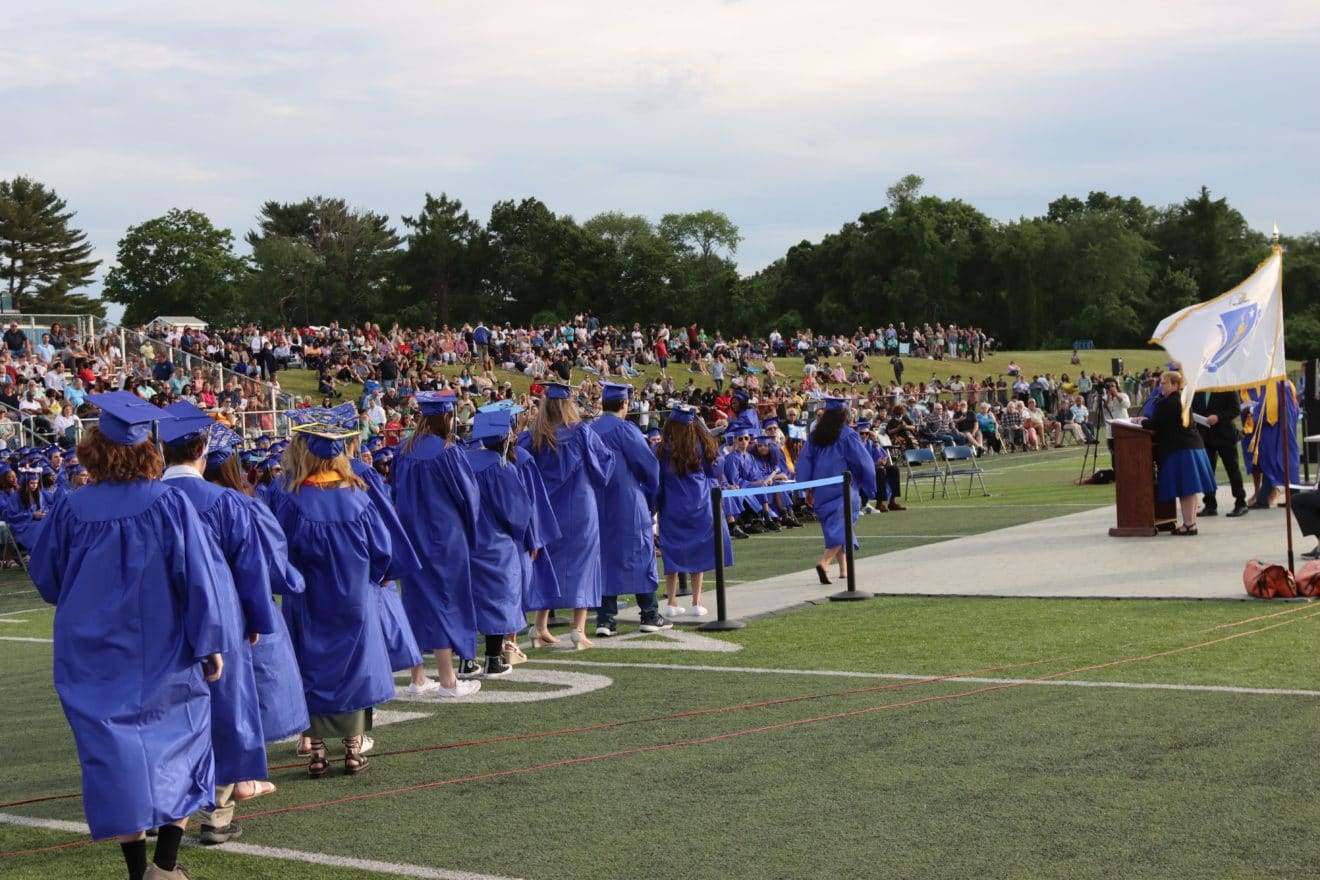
596, 592, 660, 627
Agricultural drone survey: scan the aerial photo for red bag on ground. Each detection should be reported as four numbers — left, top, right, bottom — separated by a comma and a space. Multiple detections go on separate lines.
1243, 560, 1298, 599
1291, 560, 1320, 598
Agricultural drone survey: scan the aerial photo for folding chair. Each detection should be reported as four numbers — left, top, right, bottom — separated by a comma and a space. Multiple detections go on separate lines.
0, 522, 27, 571
903, 447, 947, 501
942, 445, 989, 497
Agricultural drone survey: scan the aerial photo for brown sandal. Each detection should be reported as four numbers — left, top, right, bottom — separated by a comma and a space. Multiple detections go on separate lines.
343, 736, 369, 775
307, 739, 329, 778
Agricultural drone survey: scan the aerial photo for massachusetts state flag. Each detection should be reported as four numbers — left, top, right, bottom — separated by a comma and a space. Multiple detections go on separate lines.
1150, 247, 1286, 421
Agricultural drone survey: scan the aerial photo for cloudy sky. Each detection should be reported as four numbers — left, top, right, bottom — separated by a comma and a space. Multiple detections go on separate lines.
5, 0, 1319, 309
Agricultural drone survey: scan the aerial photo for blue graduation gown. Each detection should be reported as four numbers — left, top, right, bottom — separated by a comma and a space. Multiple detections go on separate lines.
657, 452, 733, 574
271, 484, 396, 717
240, 495, 310, 742
589, 416, 659, 597
465, 447, 534, 634
391, 435, 481, 656
795, 426, 878, 549
7, 494, 47, 548
517, 425, 614, 609
351, 459, 424, 671
515, 455, 561, 612
1250, 380, 1300, 490
30, 481, 242, 839
164, 474, 274, 786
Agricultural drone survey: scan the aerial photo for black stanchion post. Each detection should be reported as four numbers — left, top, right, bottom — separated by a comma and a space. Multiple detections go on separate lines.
830, 470, 872, 601
700, 485, 745, 631
677, 572, 691, 597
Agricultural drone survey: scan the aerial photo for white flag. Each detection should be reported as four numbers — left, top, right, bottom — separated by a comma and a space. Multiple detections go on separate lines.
1149, 247, 1286, 419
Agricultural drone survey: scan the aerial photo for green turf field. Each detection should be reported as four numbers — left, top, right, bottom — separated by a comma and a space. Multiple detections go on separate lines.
4, 445, 1318, 879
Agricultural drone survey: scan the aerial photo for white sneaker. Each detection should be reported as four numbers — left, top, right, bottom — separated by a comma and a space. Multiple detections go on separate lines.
359, 735, 375, 754
406, 678, 440, 696
437, 680, 481, 698
663, 605, 685, 617
859, 506, 873, 515
689, 604, 709, 617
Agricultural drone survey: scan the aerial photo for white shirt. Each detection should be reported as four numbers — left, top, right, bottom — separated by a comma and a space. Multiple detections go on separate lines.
162, 464, 204, 481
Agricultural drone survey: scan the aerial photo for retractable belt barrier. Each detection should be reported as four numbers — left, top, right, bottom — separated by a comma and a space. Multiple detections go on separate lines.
701, 472, 866, 633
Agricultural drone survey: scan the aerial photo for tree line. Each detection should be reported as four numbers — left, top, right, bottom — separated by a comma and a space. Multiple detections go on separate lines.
4, 173, 1320, 355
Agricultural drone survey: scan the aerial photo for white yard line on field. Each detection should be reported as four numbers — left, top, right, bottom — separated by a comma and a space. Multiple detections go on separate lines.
0, 813, 526, 879
534, 659, 1320, 698
0, 636, 52, 644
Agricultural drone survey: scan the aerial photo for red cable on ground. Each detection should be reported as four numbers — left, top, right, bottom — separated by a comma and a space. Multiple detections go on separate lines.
264, 654, 1066, 771
4, 608, 1317, 860
1201, 600, 1314, 632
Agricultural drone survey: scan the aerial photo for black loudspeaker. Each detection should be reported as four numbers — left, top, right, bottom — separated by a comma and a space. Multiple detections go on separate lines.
1110, 357, 1124, 378
1303, 359, 1320, 465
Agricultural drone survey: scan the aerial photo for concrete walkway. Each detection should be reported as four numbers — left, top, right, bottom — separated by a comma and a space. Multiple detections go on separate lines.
613, 491, 1309, 627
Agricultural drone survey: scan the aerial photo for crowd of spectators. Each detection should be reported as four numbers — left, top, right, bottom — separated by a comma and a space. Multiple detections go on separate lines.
0, 311, 1162, 454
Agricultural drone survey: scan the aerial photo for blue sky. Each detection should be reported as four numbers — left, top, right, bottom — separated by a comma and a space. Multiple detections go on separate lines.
5, 0, 1318, 314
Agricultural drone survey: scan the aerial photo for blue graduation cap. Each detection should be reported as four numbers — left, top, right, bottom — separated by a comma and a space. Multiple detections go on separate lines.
543, 382, 573, 400
823, 396, 851, 411
323, 402, 358, 430
87, 391, 161, 446
732, 390, 749, 403
364, 380, 382, 395
735, 426, 754, 439
415, 391, 457, 415
286, 407, 323, 427
471, 408, 515, 441
292, 422, 357, 459
600, 382, 633, 402
762, 417, 779, 429
478, 400, 524, 415
66, 464, 85, 475
258, 456, 282, 472
371, 447, 394, 463
159, 401, 215, 447
646, 426, 661, 438
855, 421, 873, 432
206, 424, 243, 468
669, 405, 697, 425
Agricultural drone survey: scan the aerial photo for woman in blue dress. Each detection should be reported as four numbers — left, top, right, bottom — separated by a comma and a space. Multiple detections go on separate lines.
270, 420, 397, 777
1141, 370, 1217, 535
391, 391, 483, 696
656, 405, 732, 617
517, 383, 615, 649
31, 391, 240, 880
795, 397, 878, 584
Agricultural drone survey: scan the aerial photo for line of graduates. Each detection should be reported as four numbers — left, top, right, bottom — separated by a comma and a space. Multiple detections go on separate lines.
30, 381, 879, 880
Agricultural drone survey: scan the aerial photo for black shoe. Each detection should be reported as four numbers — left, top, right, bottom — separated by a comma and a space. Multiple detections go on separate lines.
729, 524, 749, 539
764, 517, 782, 532
594, 623, 617, 637
638, 617, 674, 633
782, 515, 802, 528
483, 656, 513, 678
744, 521, 765, 534
1226, 503, 1249, 518
1199, 506, 1218, 517
815, 564, 832, 585
200, 821, 242, 846
1250, 499, 1271, 510
456, 658, 483, 680
1302, 546, 1320, 560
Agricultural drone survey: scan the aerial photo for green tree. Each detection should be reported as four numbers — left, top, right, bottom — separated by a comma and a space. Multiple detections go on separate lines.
581, 212, 678, 326
658, 210, 741, 327
0, 176, 102, 315
247, 197, 401, 324
396, 193, 489, 326
103, 209, 247, 326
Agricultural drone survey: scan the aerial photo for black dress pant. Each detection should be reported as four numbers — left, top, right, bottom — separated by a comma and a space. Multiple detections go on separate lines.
1204, 441, 1246, 509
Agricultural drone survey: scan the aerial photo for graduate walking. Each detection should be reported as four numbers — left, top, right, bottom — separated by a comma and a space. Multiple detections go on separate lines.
31, 392, 242, 880
795, 397, 877, 584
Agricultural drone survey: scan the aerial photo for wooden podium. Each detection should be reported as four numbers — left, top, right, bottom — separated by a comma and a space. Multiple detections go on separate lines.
1108, 421, 1177, 537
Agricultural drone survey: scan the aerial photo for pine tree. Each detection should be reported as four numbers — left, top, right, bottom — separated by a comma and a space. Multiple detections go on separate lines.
0, 177, 102, 315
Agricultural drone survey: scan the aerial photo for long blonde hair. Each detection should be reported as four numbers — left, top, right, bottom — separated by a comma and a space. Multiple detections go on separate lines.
280, 434, 365, 492
530, 397, 580, 453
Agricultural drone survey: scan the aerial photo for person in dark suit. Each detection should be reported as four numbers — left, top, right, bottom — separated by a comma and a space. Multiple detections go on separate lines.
1191, 389, 1248, 517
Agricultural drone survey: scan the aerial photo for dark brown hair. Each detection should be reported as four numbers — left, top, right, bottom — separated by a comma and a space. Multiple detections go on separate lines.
402, 413, 454, 454
204, 455, 252, 495
658, 419, 718, 475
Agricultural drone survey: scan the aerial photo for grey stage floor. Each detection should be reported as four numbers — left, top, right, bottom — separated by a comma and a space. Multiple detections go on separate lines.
617, 489, 1308, 627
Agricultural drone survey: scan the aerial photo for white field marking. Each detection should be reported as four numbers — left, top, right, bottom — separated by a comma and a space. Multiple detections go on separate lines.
0, 619, 28, 624
765, 534, 966, 540
0, 590, 37, 597
0, 636, 51, 643
0, 606, 48, 617
532, 659, 1320, 698
391, 669, 614, 704
0, 813, 526, 880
